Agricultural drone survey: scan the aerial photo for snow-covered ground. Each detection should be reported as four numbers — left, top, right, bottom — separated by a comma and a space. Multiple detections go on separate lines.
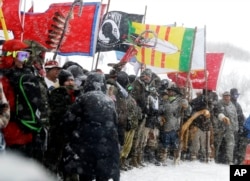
120, 160, 229, 181
0, 152, 229, 181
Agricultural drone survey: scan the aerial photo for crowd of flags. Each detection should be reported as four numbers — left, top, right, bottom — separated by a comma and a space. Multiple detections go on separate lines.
0, 0, 224, 91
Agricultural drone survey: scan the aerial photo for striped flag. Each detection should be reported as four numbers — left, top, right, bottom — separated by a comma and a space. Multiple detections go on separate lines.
129, 22, 196, 72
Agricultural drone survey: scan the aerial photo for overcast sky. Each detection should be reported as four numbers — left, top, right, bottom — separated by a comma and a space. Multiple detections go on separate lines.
31, 0, 249, 51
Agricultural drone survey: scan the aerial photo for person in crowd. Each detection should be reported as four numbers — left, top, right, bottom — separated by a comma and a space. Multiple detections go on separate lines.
61, 72, 120, 181
189, 91, 213, 162
242, 115, 250, 165
1, 39, 48, 163
143, 86, 161, 166
45, 69, 80, 180
230, 88, 247, 165
0, 81, 10, 152
214, 91, 238, 165
44, 60, 62, 91
130, 68, 160, 167
158, 85, 191, 165
117, 71, 142, 171
106, 70, 128, 150
66, 64, 87, 88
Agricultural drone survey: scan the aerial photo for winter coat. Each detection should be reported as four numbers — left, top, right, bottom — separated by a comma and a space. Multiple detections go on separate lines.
62, 73, 120, 181
45, 86, 80, 172
160, 96, 191, 132
130, 78, 150, 114
244, 116, 250, 139
216, 99, 238, 133
1, 68, 35, 145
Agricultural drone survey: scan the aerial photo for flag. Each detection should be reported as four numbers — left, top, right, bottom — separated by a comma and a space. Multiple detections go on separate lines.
12, 2, 105, 56
191, 28, 205, 70
129, 22, 196, 72
96, 11, 144, 52
1, 0, 23, 32
167, 53, 224, 90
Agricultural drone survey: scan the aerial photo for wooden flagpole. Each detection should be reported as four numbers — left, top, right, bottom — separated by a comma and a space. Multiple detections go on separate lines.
139, 5, 147, 75
204, 25, 208, 101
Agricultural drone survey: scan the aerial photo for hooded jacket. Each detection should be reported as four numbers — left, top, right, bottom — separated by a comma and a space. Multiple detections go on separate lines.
62, 73, 120, 180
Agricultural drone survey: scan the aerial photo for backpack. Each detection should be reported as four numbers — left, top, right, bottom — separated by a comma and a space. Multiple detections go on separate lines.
15, 74, 48, 133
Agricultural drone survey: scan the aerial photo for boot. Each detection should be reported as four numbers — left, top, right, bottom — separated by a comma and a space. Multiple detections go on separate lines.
174, 149, 181, 165
120, 157, 128, 171
159, 148, 168, 166
130, 155, 139, 168
147, 146, 160, 166
137, 153, 146, 167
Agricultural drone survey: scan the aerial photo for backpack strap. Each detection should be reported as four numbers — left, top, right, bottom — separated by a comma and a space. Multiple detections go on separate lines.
16, 74, 41, 132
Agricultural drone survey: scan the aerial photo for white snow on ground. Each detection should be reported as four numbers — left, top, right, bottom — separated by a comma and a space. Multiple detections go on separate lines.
120, 160, 229, 181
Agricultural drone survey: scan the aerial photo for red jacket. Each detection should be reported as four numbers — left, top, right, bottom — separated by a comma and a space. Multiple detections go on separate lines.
1, 75, 33, 146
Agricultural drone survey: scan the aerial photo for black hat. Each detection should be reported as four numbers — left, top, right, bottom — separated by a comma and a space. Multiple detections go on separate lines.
230, 88, 240, 95
58, 69, 74, 86
167, 86, 182, 95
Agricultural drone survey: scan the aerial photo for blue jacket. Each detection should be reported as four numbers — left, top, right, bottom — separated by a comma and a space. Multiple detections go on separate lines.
244, 115, 250, 139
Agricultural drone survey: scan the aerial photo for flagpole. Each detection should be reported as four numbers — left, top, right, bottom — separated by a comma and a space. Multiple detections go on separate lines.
185, 27, 197, 101
94, 0, 111, 71
204, 25, 208, 99
138, 5, 147, 75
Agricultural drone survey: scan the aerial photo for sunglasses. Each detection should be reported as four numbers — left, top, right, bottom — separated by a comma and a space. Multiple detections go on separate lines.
6, 51, 30, 62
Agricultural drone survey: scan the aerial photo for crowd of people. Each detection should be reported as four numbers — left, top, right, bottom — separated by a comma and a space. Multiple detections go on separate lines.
0, 39, 249, 181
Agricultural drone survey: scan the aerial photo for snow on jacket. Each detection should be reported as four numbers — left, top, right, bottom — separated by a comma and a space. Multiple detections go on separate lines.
62, 73, 120, 181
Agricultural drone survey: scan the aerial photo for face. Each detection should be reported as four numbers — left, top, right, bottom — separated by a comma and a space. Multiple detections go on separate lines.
140, 75, 151, 83
46, 67, 61, 79
63, 78, 75, 88
223, 95, 231, 104
13, 51, 30, 68
16, 51, 30, 62
168, 90, 176, 96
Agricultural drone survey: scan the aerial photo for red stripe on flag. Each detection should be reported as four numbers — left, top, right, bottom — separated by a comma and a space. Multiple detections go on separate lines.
141, 47, 145, 64
160, 27, 171, 67
150, 25, 160, 66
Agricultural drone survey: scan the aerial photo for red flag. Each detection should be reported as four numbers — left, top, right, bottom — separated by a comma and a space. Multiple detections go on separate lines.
12, 2, 105, 56
167, 53, 224, 90
1, 0, 23, 32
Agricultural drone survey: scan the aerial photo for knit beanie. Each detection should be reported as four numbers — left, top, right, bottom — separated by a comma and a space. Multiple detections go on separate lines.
58, 69, 74, 86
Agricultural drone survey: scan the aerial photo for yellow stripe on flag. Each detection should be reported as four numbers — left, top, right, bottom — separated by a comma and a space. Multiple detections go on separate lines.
130, 22, 195, 72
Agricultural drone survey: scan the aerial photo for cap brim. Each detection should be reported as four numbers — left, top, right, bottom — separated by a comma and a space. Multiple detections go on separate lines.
45, 66, 62, 69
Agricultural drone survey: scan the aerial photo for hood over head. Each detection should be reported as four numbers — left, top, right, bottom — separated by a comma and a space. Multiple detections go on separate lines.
83, 72, 106, 93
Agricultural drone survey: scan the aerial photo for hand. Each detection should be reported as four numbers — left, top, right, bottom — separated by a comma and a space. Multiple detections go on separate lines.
222, 117, 230, 125
203, 110, 210, 118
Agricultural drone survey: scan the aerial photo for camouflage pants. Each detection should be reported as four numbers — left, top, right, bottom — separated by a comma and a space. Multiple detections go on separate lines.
130, 119, 146, 156
214, 130, 235, 164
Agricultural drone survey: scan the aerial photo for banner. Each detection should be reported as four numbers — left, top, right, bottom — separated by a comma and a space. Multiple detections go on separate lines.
167, 53, 224, 90
96, 11, 144, 52
7, 2, 104, 56
1, 0, 23, 32
129, 22, 196, 72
